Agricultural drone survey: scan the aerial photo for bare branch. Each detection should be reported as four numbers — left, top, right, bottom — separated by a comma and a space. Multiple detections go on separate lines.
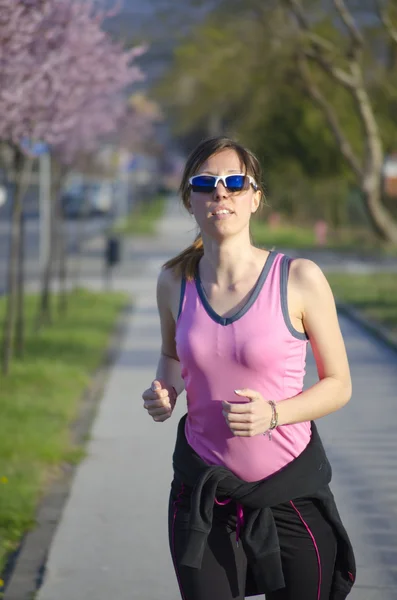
296, 52, 363, 178
375, 0, 397, 45
285, 0, 338, 52
284, 0, 310, 30
304, 48, 356, 89
284, 0, 356, 88
332, 0, 364, 51
349, 62, 384, 171
306, 32, 337, 54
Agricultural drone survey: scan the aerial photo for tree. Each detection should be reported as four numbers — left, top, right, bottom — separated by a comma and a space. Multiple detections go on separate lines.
0, 0, 145, 373
35, 2, 146, 326
282, 0, 397, 242
154, 12, 350, 191
118, 93, 163, 153
154, 0, 397, 239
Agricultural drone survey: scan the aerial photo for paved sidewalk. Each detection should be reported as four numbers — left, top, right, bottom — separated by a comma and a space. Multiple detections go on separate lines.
15, 197, 397, 599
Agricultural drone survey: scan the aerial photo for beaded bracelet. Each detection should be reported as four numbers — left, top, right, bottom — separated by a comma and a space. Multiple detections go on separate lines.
265, 400, 278, 441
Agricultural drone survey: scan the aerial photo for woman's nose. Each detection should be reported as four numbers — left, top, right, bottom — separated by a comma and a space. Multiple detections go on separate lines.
213, 181, 229, 198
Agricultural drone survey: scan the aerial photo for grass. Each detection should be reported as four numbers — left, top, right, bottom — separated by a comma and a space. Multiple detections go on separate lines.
251, 220, 397, 255
251, 219, 397, 337
112, 193, 167, 236
0, 288, 128, 579
252, 221, 316, 249
327, 272, 397, 339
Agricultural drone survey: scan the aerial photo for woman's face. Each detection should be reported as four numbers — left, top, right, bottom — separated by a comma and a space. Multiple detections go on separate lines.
188, 149, 261, 240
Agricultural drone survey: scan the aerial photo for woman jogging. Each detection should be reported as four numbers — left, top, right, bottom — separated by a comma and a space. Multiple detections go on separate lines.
142, 136, 355, 600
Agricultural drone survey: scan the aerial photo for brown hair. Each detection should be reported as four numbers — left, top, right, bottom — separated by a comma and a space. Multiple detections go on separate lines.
163, 136, 265, 281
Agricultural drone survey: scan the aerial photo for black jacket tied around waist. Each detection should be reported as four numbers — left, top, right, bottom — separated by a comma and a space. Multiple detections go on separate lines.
172, 414, 356, 599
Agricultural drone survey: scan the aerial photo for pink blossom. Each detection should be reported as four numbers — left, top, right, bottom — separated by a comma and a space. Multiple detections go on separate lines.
0, 0, 147, 162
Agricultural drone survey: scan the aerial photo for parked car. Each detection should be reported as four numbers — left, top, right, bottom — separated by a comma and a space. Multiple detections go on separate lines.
87, 181, 113, 216
61, 181, 113, 219
61, 189, 90, 219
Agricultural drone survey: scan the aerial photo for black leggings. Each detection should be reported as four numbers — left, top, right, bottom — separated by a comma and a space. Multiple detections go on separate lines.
168, 484, 337, 600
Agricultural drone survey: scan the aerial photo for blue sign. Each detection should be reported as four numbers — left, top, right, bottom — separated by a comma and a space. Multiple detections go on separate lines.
21, 138, 49, 156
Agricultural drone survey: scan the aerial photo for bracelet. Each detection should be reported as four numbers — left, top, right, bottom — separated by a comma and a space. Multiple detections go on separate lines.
265, 400, 278, 441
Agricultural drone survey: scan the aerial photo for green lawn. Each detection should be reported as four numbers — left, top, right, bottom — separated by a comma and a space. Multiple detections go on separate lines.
0, 289, 128, 580
251, 220, 397, 254
251, 221, 316, 249
250, 220, 397, 337
112, 193, 166, 236
327, 272, 397, 339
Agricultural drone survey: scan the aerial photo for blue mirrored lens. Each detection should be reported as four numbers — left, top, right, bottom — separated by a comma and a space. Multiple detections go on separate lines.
191, 176, 216, 192
225, 175, 245, 191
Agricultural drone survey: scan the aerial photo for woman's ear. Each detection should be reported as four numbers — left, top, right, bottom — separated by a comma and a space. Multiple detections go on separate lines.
251, 190, 262, 214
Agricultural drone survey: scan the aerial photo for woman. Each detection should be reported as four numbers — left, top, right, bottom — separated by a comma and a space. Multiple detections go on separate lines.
142, 136, 355, 600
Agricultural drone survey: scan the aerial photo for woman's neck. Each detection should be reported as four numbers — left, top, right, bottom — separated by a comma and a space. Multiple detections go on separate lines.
199, 234, 264, 287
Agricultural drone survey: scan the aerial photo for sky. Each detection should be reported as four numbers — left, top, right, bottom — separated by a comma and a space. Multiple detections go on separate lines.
104, 0, 210, 84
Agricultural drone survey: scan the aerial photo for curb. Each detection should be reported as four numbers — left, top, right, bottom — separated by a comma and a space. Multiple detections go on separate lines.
2, 302, 133, 600
337, 302, 397, 355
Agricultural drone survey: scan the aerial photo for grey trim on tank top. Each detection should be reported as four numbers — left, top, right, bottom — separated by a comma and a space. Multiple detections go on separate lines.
280, 255, 309, 340
194, 250, 277, 326
177, 275, 186, 320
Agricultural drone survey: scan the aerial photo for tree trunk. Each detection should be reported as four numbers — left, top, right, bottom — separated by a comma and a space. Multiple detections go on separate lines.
207, 113, 223, 137
72, 188, 89, 290
351, 77, 397, 242
36, 161, 62, 328
72, 233, 82, 290
36, 200, 54, 328
1, 149, 32, 374
360, 173, 397, 243
55, 177, 68, 315
15, 208, 25, 358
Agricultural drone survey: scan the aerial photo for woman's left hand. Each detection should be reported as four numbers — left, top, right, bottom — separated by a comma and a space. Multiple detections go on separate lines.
222, 389, 274, 437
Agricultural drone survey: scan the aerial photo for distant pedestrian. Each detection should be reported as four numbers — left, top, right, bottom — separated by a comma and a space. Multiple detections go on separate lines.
142, 136, 355, 600
103, 234, 121, 288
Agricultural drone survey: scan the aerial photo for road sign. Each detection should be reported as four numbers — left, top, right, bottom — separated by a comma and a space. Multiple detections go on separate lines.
20, 138, 49, 156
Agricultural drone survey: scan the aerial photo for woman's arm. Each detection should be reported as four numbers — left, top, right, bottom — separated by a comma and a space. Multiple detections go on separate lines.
222, 258, 352, 436
276, 258, 352, 426
155, 267, 185, 398
142, 267, 185, 422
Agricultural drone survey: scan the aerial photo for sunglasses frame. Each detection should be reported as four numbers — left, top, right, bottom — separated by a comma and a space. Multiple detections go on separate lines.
189, 173, 258, 193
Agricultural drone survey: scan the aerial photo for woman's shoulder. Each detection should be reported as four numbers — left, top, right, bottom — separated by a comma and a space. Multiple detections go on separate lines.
157, 264, 183, 290
157, 266, 184, 322
288, 257, 333, 301
288, 257, 325, 282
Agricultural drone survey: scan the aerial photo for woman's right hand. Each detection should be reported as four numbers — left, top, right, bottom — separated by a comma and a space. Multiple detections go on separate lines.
142, 379, 177, 422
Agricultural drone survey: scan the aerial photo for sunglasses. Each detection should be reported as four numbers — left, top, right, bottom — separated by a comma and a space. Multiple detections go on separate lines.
189, 174, 258, 193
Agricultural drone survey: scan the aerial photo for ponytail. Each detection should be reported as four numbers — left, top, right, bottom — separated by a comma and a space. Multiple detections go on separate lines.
162, 233, 204, 281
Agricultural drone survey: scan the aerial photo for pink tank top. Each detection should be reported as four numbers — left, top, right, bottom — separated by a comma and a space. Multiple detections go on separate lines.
175, 251, 311, 482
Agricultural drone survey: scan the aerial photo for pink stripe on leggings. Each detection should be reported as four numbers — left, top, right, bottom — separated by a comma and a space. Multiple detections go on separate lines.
172, 483, 187, 600
290, 501, 322, 600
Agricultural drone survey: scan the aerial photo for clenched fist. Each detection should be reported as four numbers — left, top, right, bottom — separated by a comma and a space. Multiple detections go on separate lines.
142, 379, 177, 422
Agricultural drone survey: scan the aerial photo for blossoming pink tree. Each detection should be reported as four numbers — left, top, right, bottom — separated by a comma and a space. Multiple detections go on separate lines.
35, 3, 146, 325
118, 94, 163, 155
0, 0, 146, 373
